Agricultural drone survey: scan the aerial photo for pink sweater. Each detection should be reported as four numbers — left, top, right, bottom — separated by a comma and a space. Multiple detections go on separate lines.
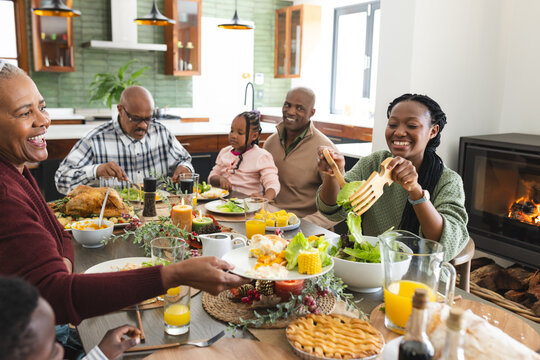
208, 145, 280, 196
0, 158, 164, 325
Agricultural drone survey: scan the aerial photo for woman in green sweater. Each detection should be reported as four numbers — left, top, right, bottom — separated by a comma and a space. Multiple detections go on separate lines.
316, 94, 468, 260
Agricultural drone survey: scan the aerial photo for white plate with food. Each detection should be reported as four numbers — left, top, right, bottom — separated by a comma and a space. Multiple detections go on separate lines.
198, 187, 230, 201
205, 199, 262, 215
266, 221, 301, 232
222, 246, 334, 281
84, 257, 153, 274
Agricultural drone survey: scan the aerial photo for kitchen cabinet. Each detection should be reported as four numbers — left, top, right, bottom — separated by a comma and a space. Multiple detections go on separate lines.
274, 4, 321, 78
31, 0, 75, 72
164, 0, 201, 76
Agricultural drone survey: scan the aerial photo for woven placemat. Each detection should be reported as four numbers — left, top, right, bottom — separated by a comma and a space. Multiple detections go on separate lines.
470, 283, 540, 323
202, 290, 337, 328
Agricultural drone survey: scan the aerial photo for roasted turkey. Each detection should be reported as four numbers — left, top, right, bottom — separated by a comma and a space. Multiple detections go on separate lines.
52, 185, 129, 217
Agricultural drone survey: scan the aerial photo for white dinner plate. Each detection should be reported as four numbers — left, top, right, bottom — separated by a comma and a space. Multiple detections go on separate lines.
266, 221, 301, 232
198, 188, 230, 201
222, 247, 334, 281
382, 336, 401, 360
84, 257, 152, 274
205, 199, 262, 215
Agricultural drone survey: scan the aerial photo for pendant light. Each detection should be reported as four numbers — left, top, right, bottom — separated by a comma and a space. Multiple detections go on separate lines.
33, 0, 81, 17
218, 0, 253, 30
134, 0, 175, 26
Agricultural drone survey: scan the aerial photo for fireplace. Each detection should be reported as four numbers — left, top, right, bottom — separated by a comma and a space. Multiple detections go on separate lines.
458, 133, 540, 268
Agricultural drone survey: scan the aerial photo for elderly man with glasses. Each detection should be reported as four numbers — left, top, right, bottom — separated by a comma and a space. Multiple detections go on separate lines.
55, 86, 193, 194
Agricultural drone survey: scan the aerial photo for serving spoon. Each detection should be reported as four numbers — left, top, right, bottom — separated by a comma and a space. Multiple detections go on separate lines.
98, 188, 111, 227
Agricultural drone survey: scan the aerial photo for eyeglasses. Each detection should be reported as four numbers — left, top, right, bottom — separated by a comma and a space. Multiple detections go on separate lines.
121, 105, 155, 124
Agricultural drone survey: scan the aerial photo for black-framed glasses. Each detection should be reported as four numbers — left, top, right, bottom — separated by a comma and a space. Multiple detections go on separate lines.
121, 105, 155, 124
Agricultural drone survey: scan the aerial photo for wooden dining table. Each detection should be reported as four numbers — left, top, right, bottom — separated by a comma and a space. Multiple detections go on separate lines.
74, 198, 540, 359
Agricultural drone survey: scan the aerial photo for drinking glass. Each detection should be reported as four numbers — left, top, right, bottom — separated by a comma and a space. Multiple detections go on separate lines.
379, 230, 456, 334
177, 173, 199, 206
150, 237, 190, 335
244, 197, 268, 239
163, 284, 191, 335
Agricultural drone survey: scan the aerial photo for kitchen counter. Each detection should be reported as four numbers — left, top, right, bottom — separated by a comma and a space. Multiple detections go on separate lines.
45, 121, 277, 140
335, 142, 373, 159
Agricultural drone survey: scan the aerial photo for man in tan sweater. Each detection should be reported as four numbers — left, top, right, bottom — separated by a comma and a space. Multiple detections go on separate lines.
263, 87, 337, 229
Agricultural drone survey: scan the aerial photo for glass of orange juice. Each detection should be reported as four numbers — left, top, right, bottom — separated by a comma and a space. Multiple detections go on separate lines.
164, 285, 191, 335
244, 197, 268, 239
379, 230, 456, 334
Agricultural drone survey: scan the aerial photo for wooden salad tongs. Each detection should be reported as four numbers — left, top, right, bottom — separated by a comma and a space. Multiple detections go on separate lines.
349, 157, 394, 215
322, 148, 394, 215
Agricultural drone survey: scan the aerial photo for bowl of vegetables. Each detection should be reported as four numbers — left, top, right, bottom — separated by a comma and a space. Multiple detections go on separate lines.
329, 213, 411, 293
330, 235, 385, 293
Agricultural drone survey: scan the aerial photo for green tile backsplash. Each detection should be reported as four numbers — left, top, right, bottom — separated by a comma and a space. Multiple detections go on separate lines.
26, 0, 291, 109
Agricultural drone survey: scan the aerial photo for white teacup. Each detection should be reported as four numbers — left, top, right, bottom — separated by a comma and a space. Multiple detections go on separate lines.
199, 232, 247, 258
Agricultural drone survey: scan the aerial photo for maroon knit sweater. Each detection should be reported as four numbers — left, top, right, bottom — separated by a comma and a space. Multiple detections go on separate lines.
0, 158, 165, 325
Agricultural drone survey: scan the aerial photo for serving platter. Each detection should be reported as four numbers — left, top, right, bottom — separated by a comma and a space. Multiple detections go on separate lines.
222, 246, 334, 281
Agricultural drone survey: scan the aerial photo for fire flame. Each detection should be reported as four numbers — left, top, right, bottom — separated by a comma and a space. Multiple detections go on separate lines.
507, 196, 540, 226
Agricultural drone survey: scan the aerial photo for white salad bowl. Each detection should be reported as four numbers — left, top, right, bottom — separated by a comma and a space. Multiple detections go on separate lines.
71, 219, 114, 248
332, 236, 410, 293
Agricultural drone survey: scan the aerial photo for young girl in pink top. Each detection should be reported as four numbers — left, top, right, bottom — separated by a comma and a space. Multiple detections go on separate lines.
208, 111, 280, 200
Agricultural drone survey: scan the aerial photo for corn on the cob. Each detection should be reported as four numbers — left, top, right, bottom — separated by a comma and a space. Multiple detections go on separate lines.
298, 250, 322, 275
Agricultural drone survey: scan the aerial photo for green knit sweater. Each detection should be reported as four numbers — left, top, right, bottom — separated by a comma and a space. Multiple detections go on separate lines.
316, 150, 469, 261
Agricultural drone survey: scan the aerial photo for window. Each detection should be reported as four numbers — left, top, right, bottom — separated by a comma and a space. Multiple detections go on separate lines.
0, 0, 29, 72
330, 1, 380, 116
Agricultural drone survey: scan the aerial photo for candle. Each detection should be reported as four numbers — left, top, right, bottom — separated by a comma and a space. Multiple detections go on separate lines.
192, 215, 213, 234
171, 199, 192, 232
275, 280, 304, 301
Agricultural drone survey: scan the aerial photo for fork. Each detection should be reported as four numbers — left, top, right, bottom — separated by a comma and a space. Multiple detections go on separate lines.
124, 330, 225, 353
349, 157, 394, 215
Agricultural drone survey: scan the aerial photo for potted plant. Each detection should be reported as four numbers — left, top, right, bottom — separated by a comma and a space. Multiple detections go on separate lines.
89, 59, 149, 108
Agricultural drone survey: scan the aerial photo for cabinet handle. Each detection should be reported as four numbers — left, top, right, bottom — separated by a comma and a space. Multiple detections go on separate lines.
328, 136, 342, 142
191, 154, 212, 159
180, 143, 190, 147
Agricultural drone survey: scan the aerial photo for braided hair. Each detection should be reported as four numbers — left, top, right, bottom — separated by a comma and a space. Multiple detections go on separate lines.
233, 110, 262, 172
386, 94, 447, 235
0, 277, 40, 360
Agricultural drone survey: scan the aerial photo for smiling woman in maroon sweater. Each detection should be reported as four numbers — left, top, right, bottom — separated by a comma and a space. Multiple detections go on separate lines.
0, 62, 248, 325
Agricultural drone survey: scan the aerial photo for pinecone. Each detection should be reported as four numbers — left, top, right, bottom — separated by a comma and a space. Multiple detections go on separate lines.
196, 223, 221, 235
255, 280, 275, 296
238, 284, 255, 298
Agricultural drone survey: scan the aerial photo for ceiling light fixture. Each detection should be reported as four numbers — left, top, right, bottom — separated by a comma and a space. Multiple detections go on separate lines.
218, 0, 253, 30
33, 0, 81, 17
134, 0, 175, 26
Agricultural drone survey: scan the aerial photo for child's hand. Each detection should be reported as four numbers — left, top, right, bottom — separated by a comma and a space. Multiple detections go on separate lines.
220, 177, 232, 190
98, 325, 141, 359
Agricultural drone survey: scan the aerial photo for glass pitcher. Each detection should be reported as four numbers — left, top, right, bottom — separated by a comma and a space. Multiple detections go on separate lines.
379, 230, 456, 334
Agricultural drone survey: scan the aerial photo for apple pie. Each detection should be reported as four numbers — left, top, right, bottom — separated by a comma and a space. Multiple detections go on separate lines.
286, 314, 384, 359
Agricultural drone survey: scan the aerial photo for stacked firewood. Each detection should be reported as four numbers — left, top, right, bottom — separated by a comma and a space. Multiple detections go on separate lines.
470, 257, 540, 317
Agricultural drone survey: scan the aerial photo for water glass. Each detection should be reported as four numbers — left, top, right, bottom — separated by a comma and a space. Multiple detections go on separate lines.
150, 237, 188, 266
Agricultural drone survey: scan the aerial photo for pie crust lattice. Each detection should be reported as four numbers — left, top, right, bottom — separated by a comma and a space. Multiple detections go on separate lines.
286, 314, 384, 359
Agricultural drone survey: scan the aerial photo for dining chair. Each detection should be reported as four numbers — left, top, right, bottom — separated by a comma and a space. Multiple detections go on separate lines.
451, 236, 476, 292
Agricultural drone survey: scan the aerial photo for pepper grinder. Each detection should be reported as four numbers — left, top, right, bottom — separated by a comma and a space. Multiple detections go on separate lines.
142, 177, 157, 217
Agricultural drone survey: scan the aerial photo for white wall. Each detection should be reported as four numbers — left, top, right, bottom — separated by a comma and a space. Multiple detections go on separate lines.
373, 0, 540, 170
192, 17, 255, 123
